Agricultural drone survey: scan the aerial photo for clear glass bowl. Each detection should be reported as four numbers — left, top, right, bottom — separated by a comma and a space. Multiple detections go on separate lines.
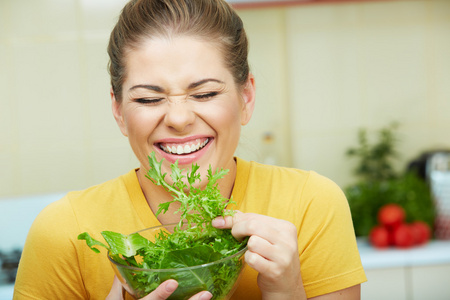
108, 223, 247, 300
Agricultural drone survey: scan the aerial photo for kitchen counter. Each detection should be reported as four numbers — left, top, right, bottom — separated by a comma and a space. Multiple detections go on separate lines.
358, 238, 450, 269
358, 238, 450, 300
0, 285, 13, 300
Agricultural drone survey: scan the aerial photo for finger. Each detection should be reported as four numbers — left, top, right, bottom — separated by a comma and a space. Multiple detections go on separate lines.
212, 212, 290, 242
188, 291, 213, 300
245, 249, 283, 279
245, 249, 261, 269
211, 210, 243, 229
251, 232, 298, 260
213, 212, 264, 241
234, 215, 297, 245
140, 280, 178, 300
106, 276, 125, 300
247, 235, 274, 260
247, 242, 296, 273
213, 213, 299, 260
235, 214, 278, 242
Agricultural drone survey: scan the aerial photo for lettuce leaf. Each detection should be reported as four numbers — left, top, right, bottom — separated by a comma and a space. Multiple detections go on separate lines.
78, 152, 247, 299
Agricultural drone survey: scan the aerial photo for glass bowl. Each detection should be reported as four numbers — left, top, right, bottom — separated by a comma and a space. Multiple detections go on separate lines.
108, 223, 247, 300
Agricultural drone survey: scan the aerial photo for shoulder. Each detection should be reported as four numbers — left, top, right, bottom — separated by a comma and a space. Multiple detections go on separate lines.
15, 192, 87, 298
236, 157, 309, 186
234, 158, 347, 220
29, 169, 137, 240
234, 159, 366, 297
236, 157, 343, 198
15, 170, 139, 299
66, 169, 136, 207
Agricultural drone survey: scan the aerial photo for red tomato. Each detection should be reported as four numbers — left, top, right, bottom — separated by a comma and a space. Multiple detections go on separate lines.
392, 224, 414, 248
410, 221, 431, 245
369, 225, 390, 248
378, 204, 406, 229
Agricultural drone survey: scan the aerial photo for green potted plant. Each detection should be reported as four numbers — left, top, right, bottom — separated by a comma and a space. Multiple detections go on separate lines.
344, 123, 435, 237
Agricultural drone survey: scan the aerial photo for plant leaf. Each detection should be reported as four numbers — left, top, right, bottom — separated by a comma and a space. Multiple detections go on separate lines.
101, 231, 152, 256
77, 232, 109, 253
160, 245, 222, 269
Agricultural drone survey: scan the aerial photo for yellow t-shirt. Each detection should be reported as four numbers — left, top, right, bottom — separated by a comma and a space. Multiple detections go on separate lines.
14, 158, 366, 299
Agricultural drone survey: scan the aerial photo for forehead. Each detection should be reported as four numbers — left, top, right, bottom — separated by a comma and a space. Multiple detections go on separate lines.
123, 36, 231, 88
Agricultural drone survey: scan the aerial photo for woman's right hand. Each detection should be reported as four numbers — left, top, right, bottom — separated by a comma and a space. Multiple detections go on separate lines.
106, 276, 213, 300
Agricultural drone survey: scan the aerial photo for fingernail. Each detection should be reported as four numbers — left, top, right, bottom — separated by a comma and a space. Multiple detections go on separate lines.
247, 252, 256, 265
199, 291, 213, 300
212, 218, 225, 227
165, 281, 178, 293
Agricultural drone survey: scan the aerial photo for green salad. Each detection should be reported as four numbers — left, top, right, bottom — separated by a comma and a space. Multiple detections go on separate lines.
78, 152, 247, 299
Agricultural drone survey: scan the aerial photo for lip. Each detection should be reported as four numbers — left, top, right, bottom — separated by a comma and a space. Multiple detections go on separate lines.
155, 135, 208, 144
154, 136, 213, 165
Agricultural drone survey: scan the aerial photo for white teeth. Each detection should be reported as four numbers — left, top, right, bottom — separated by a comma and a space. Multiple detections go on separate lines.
161, 138, 209, 155
177, 145, 183, 154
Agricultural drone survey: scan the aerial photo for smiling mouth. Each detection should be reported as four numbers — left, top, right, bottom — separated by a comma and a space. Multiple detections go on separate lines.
159, 138, 210, 155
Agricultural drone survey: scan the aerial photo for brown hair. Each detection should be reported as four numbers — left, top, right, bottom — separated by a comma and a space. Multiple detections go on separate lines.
108, 0, 249, 101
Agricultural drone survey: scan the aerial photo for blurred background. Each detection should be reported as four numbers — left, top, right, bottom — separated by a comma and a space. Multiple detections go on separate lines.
0, 0, 449, 196
0, 0, 449, 299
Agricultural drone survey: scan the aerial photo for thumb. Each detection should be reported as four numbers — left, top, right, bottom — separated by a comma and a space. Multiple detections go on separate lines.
140, 280, 178, 300
211, 210, 243, 229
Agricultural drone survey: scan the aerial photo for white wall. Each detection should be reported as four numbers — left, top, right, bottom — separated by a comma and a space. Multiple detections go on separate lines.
1, 0, 450, 198
0, 0, 136, 196
239, 0, 450, 187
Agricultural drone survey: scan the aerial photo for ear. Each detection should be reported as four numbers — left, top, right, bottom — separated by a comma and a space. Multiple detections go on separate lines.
240, 73, 256, 126
111, 88, 128, 137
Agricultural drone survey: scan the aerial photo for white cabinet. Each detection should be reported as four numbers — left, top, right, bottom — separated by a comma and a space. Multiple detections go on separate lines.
362, 264, 450, 300
362, 267, 408, 300
410, 264, 450, 300
359, 240, 450, 300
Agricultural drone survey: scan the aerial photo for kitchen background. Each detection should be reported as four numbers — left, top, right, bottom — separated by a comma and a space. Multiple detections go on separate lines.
0, 0, 449, 299
1, 0, 449, 198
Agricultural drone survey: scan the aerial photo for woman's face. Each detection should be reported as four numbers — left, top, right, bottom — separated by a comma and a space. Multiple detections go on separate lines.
112, 36, 255, 185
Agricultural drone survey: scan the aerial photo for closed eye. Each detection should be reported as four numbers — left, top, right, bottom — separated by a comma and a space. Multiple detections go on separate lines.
134, 98, 165, 104
192, 92, 219, 101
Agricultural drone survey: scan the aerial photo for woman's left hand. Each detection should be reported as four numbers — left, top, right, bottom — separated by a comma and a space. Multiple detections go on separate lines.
106, 276, 212, 300
212, 212, 307, 300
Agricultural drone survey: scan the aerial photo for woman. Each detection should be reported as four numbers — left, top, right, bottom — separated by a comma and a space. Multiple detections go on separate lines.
14, 0, 366, 299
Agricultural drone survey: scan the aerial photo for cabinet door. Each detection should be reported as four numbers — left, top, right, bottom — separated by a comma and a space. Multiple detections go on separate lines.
362, 267, 407, 300
411, 264, 450, 300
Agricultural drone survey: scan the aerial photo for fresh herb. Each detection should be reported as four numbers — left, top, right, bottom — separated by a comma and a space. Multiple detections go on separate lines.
345, 122, 399, 182
145, 152, 234, 234
78, 152, 247, 299
344, 124, 435, 236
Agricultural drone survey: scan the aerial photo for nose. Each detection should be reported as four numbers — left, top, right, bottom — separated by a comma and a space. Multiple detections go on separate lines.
163, 101, 196, 132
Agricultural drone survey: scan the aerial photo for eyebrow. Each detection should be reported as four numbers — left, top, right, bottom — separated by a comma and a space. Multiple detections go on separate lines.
129, 84, 164, 93
188, 78, 224, 89
128, 78, 224, 93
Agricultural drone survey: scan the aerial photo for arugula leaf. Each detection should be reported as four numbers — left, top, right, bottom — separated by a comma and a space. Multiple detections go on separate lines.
79, 152, 247, 299
145, 152, 234, 231
77, 232, 108, 253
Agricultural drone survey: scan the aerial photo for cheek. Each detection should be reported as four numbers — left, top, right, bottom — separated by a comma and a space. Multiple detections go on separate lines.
124, 109, 158, 140
201, 101, 243, 128
223, 105, 244, 132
